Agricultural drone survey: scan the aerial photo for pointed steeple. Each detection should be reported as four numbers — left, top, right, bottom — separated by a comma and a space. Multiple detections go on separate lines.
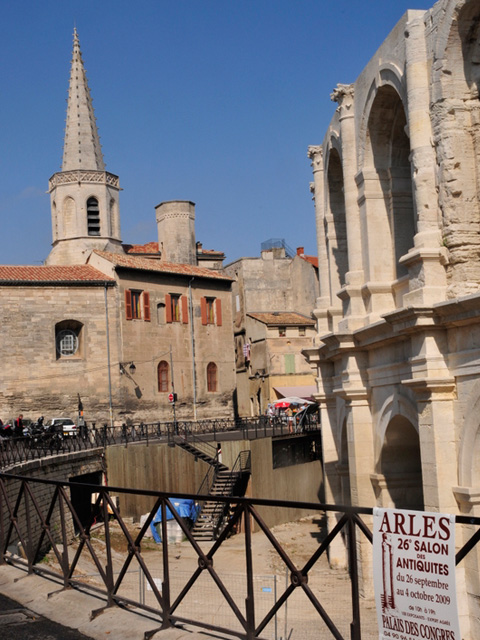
46, 29, 123, 266
62, 29, 105, 171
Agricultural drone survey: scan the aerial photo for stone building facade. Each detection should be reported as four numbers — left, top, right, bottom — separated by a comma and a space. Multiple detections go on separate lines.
0, 30, 236, 424
225, 244, 318, 416
303, 0, 480, 634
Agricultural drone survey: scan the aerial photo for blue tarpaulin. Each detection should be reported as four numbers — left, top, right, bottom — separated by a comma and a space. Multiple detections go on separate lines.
150, 499, 199, 543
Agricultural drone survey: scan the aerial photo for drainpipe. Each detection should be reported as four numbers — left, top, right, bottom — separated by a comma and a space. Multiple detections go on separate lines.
104, 285, 114, 427
189, 277, 197, 421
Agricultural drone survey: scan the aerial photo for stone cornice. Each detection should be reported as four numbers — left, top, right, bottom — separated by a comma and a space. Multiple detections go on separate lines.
402, 377, 456, 401
49, 170, 120, 191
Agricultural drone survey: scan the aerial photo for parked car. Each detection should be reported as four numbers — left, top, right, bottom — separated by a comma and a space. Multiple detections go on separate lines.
47, 418, 77, 437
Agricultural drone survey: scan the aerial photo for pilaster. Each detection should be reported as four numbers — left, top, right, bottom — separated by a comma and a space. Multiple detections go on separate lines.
308, 146, 332, 334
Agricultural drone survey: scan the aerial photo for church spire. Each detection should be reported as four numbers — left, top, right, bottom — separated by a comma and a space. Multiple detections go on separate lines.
46, 29, 123, 266
62, 28, 105, 171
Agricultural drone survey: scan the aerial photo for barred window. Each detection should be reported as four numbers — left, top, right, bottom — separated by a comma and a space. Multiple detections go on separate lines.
56, 330, 78, 356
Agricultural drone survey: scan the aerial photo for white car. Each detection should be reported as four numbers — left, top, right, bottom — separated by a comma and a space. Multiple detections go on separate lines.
48, 418, 77, 437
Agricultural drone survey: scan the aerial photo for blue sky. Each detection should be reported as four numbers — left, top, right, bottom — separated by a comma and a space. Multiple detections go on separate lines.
0, 1, 432, 266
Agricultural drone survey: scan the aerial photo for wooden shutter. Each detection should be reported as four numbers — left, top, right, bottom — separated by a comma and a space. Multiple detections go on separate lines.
165, 294, 172, 323
125, 290, 133, 320
143, 292, 151, 322
200, 297, 208, 325
215, 298, 222, 326
181, 295, 189, 324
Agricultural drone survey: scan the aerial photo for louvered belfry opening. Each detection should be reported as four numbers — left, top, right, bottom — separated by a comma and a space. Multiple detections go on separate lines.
87, 197, 100, 236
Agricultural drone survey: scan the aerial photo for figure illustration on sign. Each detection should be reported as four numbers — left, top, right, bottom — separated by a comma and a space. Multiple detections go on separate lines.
381, 533, 396, 612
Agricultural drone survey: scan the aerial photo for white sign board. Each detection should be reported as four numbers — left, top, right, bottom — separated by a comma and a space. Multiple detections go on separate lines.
373, 508, 461, 640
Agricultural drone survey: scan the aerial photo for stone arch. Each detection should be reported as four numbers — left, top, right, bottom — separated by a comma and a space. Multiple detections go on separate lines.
359, 82, 415, 286
432, 0, 480, 102
377, 393, 419, 449
358, 64, 406, 169
325, 145, 349, 293
373, 394, 423, 510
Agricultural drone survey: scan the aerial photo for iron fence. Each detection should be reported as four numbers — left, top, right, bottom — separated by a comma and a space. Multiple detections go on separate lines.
0, 417, 319, 470
1, 473, 479, 639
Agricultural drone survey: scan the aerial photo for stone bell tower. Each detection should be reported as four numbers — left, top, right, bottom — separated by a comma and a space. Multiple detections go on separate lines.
46, 29, 123, 265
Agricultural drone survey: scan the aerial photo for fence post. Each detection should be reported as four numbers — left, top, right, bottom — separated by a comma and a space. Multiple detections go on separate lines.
348, 513, 361, 640
244, 504, 256, 639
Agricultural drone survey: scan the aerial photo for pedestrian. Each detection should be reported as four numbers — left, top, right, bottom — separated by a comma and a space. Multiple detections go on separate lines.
286, 406, 293, 433
14, 414, 24, 438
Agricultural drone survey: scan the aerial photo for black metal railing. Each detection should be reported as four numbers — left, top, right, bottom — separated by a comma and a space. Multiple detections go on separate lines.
1, 472, 480, 640
0, 417, 319, 470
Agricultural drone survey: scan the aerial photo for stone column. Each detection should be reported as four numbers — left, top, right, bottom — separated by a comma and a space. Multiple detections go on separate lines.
331, 84, 365, 329
401, 15, 447, 305
308, 146, 331, 334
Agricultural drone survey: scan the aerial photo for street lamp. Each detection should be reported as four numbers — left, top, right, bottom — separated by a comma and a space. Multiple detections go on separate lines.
120, 362, 136, 375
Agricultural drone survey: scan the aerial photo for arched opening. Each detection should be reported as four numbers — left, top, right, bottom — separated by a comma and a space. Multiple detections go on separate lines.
157, 361, 169, 392
362, 86, 415, 284
326, 148, 349, 294
207, 362, 217, 392
380, 416, 423, 510
55, 319, 83, 360
87, 197, 101, 236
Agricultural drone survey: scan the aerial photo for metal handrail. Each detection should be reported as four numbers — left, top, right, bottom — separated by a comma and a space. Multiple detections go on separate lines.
0, 417, 320, 470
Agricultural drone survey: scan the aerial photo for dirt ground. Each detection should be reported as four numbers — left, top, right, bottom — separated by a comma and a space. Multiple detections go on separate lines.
37, 514, 378, 639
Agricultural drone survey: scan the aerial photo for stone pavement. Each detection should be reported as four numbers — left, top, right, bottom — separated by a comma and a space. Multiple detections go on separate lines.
0, 564, 219, 640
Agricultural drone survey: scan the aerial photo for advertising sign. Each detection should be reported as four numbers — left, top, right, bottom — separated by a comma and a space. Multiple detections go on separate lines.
373, 508, 460, 640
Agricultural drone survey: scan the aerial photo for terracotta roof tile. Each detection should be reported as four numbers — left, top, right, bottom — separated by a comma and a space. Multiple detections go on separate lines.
123, 242, 160, 254
0, 265, 115, 284
94, 251, 233, 281
247, 312, 315, 326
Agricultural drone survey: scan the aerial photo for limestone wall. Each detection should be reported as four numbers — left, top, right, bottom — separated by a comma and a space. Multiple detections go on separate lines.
106, 439, 323, 529
0, 284, 121, 422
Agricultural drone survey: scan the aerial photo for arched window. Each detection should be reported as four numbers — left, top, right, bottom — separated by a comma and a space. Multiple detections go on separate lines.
157, 361, 169, 392
207, 362, 217, 392
55, 320, 83, 360
87, 197, 100, 236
